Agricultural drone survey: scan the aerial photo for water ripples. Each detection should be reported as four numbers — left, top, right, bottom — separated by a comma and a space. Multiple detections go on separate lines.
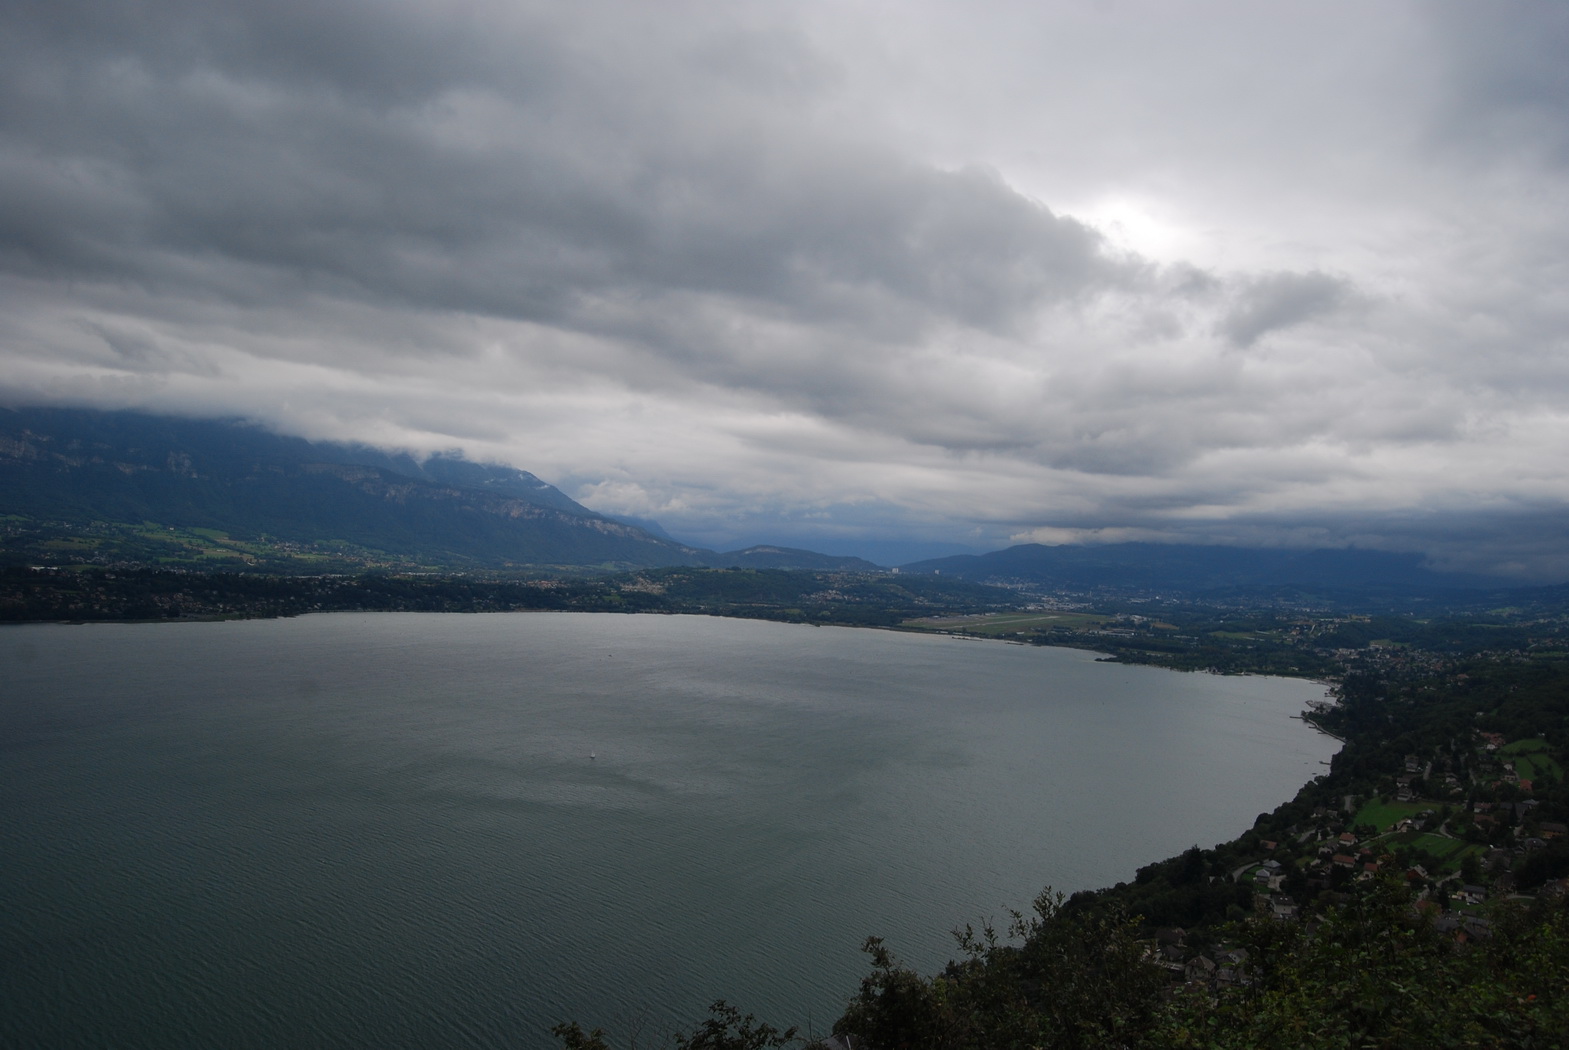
2, 613, 1336, 1048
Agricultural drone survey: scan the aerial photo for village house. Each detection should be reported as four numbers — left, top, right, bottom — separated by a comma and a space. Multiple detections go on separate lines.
1184, 955, 1217, 983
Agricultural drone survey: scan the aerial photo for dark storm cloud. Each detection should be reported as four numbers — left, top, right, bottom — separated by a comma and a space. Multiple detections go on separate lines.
0, 0, 1121, 347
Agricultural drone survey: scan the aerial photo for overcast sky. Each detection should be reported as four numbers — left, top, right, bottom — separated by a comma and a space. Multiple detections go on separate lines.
3, 1, 1567, 573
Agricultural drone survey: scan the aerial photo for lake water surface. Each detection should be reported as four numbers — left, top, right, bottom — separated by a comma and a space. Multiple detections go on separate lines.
1, 612, 1337, 1048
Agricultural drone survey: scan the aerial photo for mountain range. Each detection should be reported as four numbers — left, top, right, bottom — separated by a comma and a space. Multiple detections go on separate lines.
0, 407, 878, 572
0, 405, 1528, 600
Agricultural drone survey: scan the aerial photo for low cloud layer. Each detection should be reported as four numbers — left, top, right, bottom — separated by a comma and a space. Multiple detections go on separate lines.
3, 1, 1568, 575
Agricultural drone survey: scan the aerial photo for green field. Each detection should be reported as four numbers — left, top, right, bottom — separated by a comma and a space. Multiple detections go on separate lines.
1514, 754, 1561, 781
903, 611, 1114, 636
1385, 831, 1481, 873
1501, 739, 1563, 782
8, 516, 423, 574
1354, 799, 1432, 832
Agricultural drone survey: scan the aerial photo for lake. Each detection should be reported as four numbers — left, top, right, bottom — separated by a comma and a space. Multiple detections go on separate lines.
1, 612, 1337, 1048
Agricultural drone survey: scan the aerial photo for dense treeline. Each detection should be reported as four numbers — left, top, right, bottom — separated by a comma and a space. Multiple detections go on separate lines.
827, 880, 1569, 1050
1028, 624, 1338, 676
0, 565, 1015, 627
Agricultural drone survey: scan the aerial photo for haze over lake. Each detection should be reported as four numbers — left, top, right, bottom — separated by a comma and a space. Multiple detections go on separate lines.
2, 613, 1336, 1048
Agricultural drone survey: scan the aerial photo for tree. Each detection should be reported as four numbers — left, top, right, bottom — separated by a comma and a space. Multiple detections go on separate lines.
834, 890, 1164, 1050
555, 1002, 796, 1050
674, 1003, 796, 1050
1150, 878, 1569, 1049
552, 1022, 612, 1050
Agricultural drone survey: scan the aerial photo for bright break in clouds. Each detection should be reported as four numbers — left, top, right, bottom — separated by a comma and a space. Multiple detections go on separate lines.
2, 1, 1567, 575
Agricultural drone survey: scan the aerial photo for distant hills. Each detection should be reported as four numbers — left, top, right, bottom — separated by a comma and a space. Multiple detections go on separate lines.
0, 406, 1528, 600
901, 542, 1509, 600
0, 407, 875, 572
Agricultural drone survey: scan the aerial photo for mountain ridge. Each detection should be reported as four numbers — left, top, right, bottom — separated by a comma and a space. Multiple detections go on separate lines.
0, 406, 708, 570
0, 406, 890, 572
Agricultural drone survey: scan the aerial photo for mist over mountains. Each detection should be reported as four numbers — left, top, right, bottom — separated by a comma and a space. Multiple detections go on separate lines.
0, 406, 1534, 598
